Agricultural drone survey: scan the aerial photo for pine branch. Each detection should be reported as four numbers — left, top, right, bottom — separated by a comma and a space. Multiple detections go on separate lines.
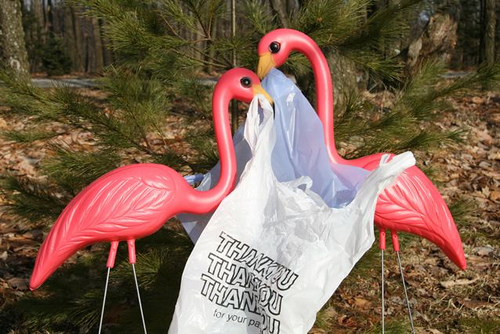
0, 175, 67, 225
1, 129, 58, 143
244, 0, 278, 35
295, 0, 370, 45
449, 197, 476, 226
185, 127, 218, 172
340, 0, 422, 50
42, 146, 121, 195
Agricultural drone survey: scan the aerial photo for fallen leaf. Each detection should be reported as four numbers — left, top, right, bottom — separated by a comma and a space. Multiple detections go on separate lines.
321, 306, 338, 320
22, 229, 43, 240
440, 278, 478, 289
8, 277, 29, 291
337, 315, 357, 327
472, 96, 485, 104
353, 297, 372, 309
461, 299, 491, 309
473, 246, 494, 257
490, 190, 500, 202
487, 151, 500, 161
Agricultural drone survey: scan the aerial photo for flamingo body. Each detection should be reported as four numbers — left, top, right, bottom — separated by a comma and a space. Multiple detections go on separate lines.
30, 164, 191, 290
257, 29, 466, 269
30, 68, 273, 290
354, 154, 463, 267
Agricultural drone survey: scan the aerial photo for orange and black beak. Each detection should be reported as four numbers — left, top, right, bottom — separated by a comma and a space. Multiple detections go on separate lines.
257, 52, 276, 80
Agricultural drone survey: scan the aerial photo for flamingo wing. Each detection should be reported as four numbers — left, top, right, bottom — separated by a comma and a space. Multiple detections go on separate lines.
374, 165, 466, 269
348, 153, 465, 269
30, 164, 178, 290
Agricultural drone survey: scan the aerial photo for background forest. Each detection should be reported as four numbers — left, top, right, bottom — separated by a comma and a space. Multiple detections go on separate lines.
0, 0, 499, 333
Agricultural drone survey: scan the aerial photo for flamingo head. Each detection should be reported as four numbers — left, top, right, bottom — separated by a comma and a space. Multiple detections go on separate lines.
219, 68, 273, 104
257, 29, 313, 79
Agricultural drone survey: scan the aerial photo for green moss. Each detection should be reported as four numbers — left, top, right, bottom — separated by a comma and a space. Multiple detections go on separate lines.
367, 319, 412, 333
458, 317, 500, 334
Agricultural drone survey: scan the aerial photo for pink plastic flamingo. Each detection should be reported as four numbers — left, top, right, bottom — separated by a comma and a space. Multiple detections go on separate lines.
257, 29, 465, 331
257, 28, 465, 269
29, 68, 272, 331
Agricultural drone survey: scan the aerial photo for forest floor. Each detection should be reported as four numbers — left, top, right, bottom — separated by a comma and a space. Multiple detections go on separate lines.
0, 88, 499, 333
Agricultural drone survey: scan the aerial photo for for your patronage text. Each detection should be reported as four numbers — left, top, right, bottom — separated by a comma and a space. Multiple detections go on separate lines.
200, 232, 299, 334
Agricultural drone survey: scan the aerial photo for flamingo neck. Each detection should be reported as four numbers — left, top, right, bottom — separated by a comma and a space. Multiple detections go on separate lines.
187, 88, 237, 213
292, 36, 343, 163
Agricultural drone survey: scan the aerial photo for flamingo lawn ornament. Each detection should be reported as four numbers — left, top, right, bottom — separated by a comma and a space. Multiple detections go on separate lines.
29, 68, 273, 333
257, 29, 466, 332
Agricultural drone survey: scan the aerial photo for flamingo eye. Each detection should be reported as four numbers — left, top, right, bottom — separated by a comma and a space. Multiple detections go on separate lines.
240, 77, 252, 88
269, 42, 281, 53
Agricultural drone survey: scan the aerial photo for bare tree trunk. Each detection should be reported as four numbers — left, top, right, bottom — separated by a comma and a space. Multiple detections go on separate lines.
47, 0, 54, 33
83, 18, 90, 72
327, 53, 357, 110
0, 0, 30, 75
99, 19, 113, 67
71, 7, 85, 73
64, 5, 77, 70
479, 0, 486, 63
33, 0, 45, 36
485, 0, 496, 65
269, 0, 292, 27
91, 17, 104, 72
406, 13, 458, 73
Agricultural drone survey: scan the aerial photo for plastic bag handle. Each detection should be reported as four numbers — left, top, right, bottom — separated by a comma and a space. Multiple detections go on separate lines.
244, 94, 275, 153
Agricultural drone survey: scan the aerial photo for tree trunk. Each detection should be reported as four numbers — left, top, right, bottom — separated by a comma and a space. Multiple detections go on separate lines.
328, 52, 358, 110
485, 0, 496, 65
47, 0, 54, 33
63, 6, 78, 72
91, 17, 104, 72
406, 13, 458, 73
71, 7, 85, 73
99, 19, 113, 67
0, 0, 30, 75
269, 0, 292, 28
33, 0, 45, 36
479, 0, 486, 63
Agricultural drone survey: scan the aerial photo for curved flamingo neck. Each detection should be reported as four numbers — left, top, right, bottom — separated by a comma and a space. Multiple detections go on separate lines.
186, 85, 237, 213
290, 33, 343, 163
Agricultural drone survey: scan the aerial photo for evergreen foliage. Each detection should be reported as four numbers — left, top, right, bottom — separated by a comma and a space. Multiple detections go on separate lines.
41, 34, 73, 76
1, 0, 499, 332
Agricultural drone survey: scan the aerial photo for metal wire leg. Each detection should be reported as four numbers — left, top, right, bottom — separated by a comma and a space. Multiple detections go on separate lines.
132, 263, 148, 334
381, 249, 385, 334
98, 267, 111, 334
396, 251, 415, 334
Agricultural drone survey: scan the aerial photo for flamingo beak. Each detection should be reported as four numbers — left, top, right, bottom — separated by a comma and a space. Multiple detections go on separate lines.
253, 84, 273, 105
257, 52, 276, 79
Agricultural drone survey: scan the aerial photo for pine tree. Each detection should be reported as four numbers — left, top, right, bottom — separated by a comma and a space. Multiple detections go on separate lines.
1, 0, 499, 332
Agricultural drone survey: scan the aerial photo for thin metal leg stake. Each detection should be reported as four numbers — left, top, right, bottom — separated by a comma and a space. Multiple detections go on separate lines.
396, 251, 416, 334
381, 249, 385, 334
98, 267, 111, 334
132, 263, 148, 334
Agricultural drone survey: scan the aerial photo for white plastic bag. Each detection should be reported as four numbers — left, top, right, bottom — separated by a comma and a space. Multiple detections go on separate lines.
179, 69, 368, 242
169, 95, 415, 334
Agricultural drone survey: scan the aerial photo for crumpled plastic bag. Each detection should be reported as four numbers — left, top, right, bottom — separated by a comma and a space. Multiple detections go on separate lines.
179, 69, 369, 242
169, 94, 415, 334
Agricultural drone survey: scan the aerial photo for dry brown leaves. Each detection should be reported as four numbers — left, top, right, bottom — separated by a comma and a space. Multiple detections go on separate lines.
1, 90, 499, 333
